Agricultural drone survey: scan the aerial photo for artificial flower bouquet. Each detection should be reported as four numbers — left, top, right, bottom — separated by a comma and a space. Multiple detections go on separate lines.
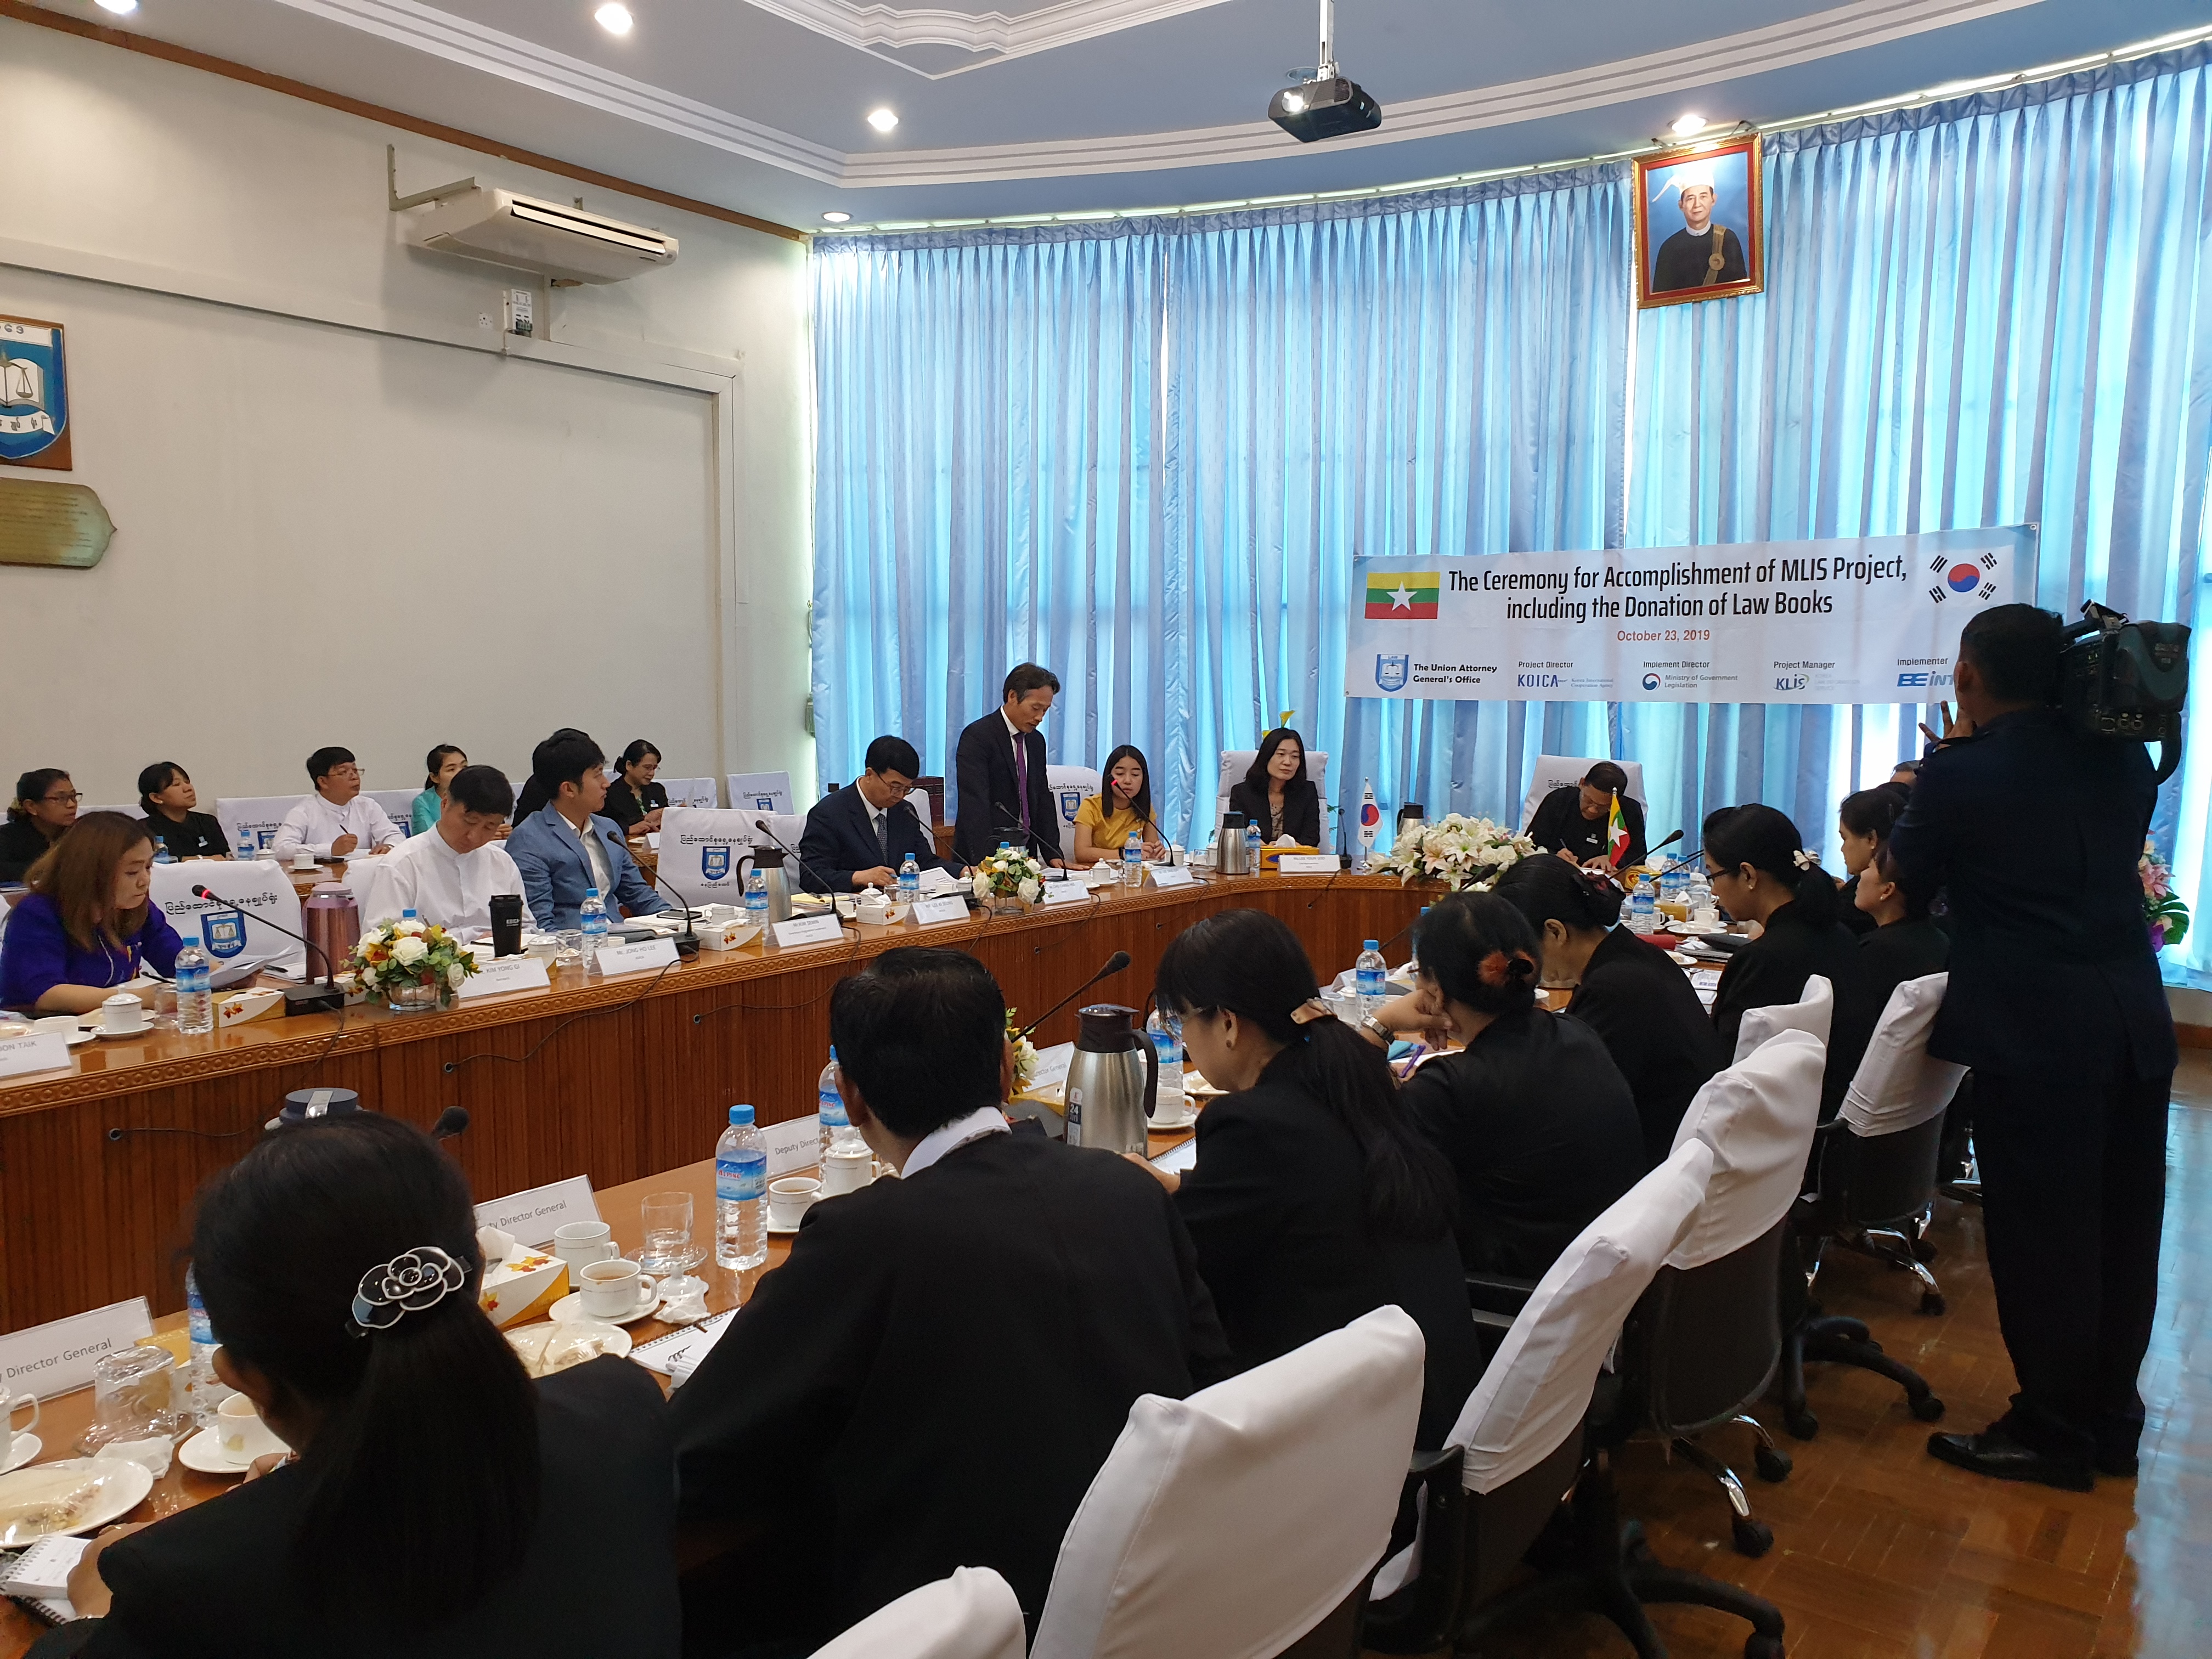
972, 846, 1046, 906
1005, 1007, 1040, 1091
2141, 839, 2191, 952
1376, 813, 1538, 893
352, 915, 479, 1005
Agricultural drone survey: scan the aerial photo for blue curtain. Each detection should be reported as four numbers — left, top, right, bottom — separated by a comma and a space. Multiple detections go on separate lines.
814, 46, 2212, 971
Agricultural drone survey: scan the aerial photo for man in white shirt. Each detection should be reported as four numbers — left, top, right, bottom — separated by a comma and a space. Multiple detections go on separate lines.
270, 747, 404, 864
354, 766, 533, 936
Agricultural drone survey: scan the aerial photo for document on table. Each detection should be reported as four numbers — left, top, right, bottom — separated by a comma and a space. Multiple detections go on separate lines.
1023, 1041, 1075, 1101
633, 1308, 739, 1388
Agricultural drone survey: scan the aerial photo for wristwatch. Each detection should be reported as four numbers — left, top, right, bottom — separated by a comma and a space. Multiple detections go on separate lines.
1359, 1013, 1394, 1046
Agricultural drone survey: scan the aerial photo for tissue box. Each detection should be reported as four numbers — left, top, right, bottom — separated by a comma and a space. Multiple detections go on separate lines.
696, 919, 763, 951
216, 988, 285, 1028
478, 1251, 568, 1328
1257, 845, 1322, 874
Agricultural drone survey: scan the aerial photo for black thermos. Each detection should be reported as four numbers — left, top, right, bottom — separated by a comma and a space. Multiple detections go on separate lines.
489, 894, 524, 957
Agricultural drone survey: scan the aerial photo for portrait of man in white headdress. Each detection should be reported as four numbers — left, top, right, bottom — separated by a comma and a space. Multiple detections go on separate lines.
1637, 139, 1761, 305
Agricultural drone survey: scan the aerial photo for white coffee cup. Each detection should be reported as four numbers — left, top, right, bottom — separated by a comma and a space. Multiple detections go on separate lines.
216, 1393, 284, 1463
1152, 1093, 1196, 1130
100, 993, 148, 1035
579, 1257, 656, 1320
820, 1146, 873, 1197
552, 1220, 617, 1282
0, 1386, 39, 1464
292, 850, 317, 872
768, 1176, 820, 1229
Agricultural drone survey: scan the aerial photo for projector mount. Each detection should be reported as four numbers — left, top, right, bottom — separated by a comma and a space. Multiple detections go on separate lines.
1268, 0, 1382, 143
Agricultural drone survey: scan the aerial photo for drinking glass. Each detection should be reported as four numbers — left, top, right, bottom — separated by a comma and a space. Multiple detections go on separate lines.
637, 1190, 706, 1297
81, 1346, 184, 1453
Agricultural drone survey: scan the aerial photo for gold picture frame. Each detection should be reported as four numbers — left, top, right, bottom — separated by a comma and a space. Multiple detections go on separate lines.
1634, 134, 1764, 309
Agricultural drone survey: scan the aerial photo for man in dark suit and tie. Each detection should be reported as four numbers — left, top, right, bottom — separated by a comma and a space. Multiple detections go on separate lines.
797, 735, 957, 894
670, 947, 1228, 1650
1889, 605, 2177, 1492
952, 663, 1065, 866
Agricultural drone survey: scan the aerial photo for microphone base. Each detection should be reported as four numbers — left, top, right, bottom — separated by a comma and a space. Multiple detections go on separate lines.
281, 983, 347, 1017
674, 936, 701, 957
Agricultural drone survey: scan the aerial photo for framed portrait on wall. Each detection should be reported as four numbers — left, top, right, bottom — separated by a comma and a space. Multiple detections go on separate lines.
1634, 134, 1764, 309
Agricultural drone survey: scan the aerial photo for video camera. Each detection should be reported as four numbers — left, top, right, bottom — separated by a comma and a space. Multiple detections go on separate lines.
2059, 601, 2190, 783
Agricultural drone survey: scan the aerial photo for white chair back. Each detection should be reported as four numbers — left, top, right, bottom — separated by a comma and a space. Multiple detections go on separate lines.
149, 859, 306, 971
1732, 973, 1833, 1063
1517, 755, 1647, 831
657, 808, 758, 906
1841, 972, 1966, 1138
366, 789, 419, 828
1450, 1139, 1712, 1496
1031, 1306, 1424, 1659
806, 1566, 1025, 1659
1043, 766, 1098, 838
1214, 749, 1331, 828
1666, 1029, 1825, 1271
659, 777, 721, 809
215, 795, 308, 856
727, 771, 796, 815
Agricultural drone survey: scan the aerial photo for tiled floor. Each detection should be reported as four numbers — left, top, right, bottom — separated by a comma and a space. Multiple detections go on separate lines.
1383, 1050, 2212, 1658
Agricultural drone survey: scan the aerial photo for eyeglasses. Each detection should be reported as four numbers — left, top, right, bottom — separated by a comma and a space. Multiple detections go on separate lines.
41, 791, 81, 806
325, 766, 363, 781
872, 775, 915, 798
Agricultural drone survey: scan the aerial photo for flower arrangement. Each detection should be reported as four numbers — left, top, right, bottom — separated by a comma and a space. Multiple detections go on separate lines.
2141, 839, 2191, 952
1376, 813, 1538, 893
1005, 1007, 1039, 1091
972, 846, 1046, 907
352, 915, 478, 1008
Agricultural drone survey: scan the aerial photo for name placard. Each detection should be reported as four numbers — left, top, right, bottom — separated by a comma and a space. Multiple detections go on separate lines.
0, 1032, 71, 1081
761, 1114, 820, 1176
772, 914, 846, 949
0, 1299, 155, 1401
591, 936, 680, 978
916, 865, 964, 895
1040, 882, 1094, 908
474, 1175, 600, 1246
455, 955, 552, 1001
911, 894, 970, 927
1148, 864, 1198, 889
1276, 854, 1342, 875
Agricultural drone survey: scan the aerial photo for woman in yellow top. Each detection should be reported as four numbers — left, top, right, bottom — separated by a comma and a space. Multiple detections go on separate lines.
1070, 745, 1169, 866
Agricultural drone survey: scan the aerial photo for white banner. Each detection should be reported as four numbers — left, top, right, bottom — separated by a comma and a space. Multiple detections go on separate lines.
658, 808, 758, 906
150, 860, 307, 971
1347, 529, 2034, 705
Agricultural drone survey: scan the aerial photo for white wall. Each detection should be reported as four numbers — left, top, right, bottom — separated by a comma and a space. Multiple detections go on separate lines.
0, 15, 811, 809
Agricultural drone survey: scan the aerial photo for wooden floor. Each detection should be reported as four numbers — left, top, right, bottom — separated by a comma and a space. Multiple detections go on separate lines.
1380, 1050, 2212, 1659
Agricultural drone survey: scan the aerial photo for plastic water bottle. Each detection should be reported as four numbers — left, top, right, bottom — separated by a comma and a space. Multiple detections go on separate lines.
176, 923, 213, 1034
817, 1048, 850, 1161
1355, 938, 1387, 1015
184, 1267, 222, 1424
743, 868, 769, 928
579, 888, 608, 971
1147, 1009, 1184, 1111
1122, 831, 1144, 887
1410, 906, 1431, 974
402, 906, 418, 924
715, 1104, 768, 1270
153, 842, 174, 865
1245, 822, 1262, 866
235, 830, 256, 862
899, 853, 920, 902
1629, 881, 1658, 933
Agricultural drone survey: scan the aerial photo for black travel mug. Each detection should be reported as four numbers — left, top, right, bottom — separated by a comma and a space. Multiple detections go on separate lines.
489, 894, 524, 957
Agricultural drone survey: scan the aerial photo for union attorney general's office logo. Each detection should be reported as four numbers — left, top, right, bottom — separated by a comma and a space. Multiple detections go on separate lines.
701, 844, 732, 882
201, 910, 248, 958
1375, 654, 1410, 692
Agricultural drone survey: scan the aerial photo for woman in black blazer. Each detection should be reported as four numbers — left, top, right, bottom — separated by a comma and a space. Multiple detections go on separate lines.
135, 764, 229, 861
1703, 803, 1874, 1116
1494, 854, 1725, 1167
1364, 892, 1646, 1284
37, 1114, 678, 1659
1138, 909, 1478, 1449
1834, 783, 1911, 936
1225, 727, 1322, 847
603, 739, 671, 836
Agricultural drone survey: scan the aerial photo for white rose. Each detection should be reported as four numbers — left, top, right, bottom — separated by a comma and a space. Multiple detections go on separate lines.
447, 962, 467, 989
394, 918, 425, 936
392, 935, 428, 967
1017, 878, 1039, 902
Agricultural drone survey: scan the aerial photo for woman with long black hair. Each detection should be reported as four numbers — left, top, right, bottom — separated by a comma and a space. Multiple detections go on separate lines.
1226, 728, 1321, 848
1069, 744, 1167, 866
1835, 783, 1911, 936
39, 1113, 678, 1657
1138, 908, 1477, 1447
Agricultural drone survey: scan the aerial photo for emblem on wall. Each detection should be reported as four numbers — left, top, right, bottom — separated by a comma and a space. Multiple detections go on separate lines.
0, 317, 70, 470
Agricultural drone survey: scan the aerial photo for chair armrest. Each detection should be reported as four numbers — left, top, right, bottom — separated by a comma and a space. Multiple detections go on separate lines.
1465, 1273, 1538, 1318
1363, 1448, 1470, 1655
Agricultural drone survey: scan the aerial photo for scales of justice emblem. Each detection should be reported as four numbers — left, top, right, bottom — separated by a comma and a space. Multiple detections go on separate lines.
1375, 654, 1410, 692
0, 318, 70, 470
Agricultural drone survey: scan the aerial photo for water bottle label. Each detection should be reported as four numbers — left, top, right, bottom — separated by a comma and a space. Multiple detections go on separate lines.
716, 1152, 767, 1202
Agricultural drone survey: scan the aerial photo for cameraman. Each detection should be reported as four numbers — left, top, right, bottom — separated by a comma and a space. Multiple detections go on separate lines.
1889, 604, 2176, 1491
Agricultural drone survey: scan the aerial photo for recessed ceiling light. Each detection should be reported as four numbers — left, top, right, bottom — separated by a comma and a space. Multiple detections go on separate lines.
94, 0, 138, 13
595, 3, 634, 36
866, 108, 899, 134
1671, 112, 1708, 137
821, 211, 851, 223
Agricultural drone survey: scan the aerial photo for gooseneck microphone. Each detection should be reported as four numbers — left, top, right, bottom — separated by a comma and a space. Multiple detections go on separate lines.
193, 882, 336, 984
1018, 950, 1132, 1040
994, 811, 1062, 867
751, 819, 846, 900
641, 862, 701, 956
431, 1106, 470, 1141
191, 882, 347, 1016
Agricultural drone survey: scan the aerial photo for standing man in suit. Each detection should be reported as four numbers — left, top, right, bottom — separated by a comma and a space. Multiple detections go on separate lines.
1891, 605, 2177, 1492
670, 947, 1227, 1649
953, 663, 1064, 866
506, 733, 663, 929
798, 736, 959, 893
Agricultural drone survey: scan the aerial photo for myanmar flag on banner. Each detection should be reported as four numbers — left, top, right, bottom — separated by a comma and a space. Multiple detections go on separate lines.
1365, 572, 1441, 619
1607, 792, 1631, 867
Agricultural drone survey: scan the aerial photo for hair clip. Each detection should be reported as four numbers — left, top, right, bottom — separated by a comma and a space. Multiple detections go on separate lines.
351, 1245, 467, 1333
1290, 997, 1333, 1025
1477, 950, 1539, 986
1791, 849, 1820, 871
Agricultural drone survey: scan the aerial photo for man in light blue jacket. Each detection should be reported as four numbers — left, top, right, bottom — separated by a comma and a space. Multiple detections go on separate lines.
506, 732, 664, 930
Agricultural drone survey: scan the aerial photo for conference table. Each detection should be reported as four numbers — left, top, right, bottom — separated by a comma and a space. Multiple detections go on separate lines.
0, 870, 1425, 1334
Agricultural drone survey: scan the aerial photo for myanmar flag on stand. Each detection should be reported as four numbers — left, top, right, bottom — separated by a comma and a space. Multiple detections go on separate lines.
1365, 572, 1440, 619
1606, 792, 1631, 868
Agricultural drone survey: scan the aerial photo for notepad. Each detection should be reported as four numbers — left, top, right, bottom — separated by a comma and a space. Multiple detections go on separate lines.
0, 1534, 86, 1625
633, 1309, 740, 1388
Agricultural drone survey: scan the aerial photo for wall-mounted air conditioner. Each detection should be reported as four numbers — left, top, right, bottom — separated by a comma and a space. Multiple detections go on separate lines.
407, 188, 679, 284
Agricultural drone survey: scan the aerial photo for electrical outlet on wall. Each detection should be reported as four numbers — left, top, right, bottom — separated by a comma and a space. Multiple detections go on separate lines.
504, 286, 535, 337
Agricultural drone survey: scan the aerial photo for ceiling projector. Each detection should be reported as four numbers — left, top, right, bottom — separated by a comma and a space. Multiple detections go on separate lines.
1269, 1, 1381, 142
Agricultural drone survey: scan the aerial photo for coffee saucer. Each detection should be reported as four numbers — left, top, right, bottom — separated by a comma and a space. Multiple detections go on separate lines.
94, 1024, 153, 1041
768, 1219, 806, 1236
177, 1427, 256, 1477
549, 1289, 659, 1327
0, 1434, 40, 1476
